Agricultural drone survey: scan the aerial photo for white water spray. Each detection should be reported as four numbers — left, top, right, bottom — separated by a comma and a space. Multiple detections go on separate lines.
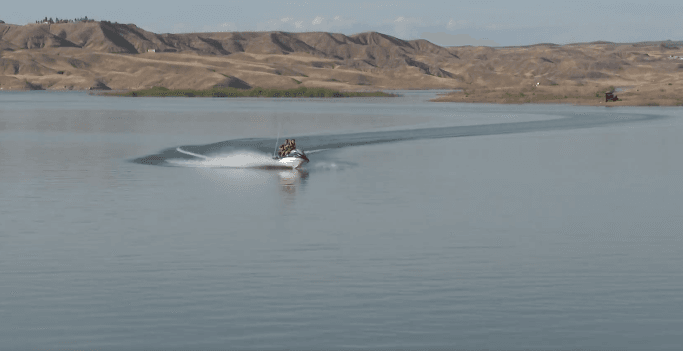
171, 148, 286, 168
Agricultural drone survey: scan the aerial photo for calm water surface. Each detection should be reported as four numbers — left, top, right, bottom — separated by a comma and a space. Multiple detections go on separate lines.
1, 91, 682, 350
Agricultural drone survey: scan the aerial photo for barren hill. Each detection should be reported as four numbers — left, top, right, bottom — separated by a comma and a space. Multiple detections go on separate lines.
1, 21, 682, 105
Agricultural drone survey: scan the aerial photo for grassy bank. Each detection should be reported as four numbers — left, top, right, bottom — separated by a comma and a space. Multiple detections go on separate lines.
105, 86, 397, 98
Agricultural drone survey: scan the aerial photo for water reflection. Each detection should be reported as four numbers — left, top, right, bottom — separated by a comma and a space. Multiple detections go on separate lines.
277, 169, 309, 197
195, 166, 309, 199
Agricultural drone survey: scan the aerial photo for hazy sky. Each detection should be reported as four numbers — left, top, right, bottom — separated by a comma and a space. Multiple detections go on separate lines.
3, 0, 682, 46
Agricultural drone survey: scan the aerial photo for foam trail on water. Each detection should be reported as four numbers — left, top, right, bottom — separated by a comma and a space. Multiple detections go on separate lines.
312, 162, 340, 170
170, 149, 285, 168
176, 147, 209, 159
304, 149, 326, 154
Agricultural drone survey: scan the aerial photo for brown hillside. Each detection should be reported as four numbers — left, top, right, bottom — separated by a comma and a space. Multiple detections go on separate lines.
1, 21, 682, 105
0, 23, 78, 49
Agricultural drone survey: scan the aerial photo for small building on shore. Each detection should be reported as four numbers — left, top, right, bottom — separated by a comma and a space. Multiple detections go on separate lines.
605, 91, 619, 102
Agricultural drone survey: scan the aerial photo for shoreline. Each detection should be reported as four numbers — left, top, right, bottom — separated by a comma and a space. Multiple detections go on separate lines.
98, 86, 398, 98
2, 87, 681, 106
430, 84, 683, 106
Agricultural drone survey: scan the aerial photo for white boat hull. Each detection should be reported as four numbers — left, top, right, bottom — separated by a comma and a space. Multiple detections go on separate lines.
278, 156, 307, 169
275, 148, 309, 169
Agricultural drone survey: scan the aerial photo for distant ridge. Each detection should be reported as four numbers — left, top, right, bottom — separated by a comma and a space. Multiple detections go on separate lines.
0, 21, 460, 70
0, 20, 681, 92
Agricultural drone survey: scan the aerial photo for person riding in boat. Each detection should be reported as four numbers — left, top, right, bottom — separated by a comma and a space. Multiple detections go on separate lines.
277, 139, 288, 158
279, 139, 288, 158
278, 139, 296, 158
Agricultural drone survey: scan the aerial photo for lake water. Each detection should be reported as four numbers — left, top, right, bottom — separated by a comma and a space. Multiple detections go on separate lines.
1, 91, 682, 350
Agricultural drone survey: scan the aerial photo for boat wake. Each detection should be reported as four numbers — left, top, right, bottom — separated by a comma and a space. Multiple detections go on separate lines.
169, 148, 291, 169
132, 110, 666, 168
175, 147, 209, 159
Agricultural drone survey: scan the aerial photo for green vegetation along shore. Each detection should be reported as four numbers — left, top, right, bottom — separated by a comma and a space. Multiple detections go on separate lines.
105, 86, 397, 98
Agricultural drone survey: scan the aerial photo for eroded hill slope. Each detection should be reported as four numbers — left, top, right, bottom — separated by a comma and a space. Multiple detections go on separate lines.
1, 21, 681, 102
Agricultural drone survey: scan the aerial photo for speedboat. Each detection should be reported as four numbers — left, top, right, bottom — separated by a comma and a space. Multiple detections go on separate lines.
274, 148, 309, 169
